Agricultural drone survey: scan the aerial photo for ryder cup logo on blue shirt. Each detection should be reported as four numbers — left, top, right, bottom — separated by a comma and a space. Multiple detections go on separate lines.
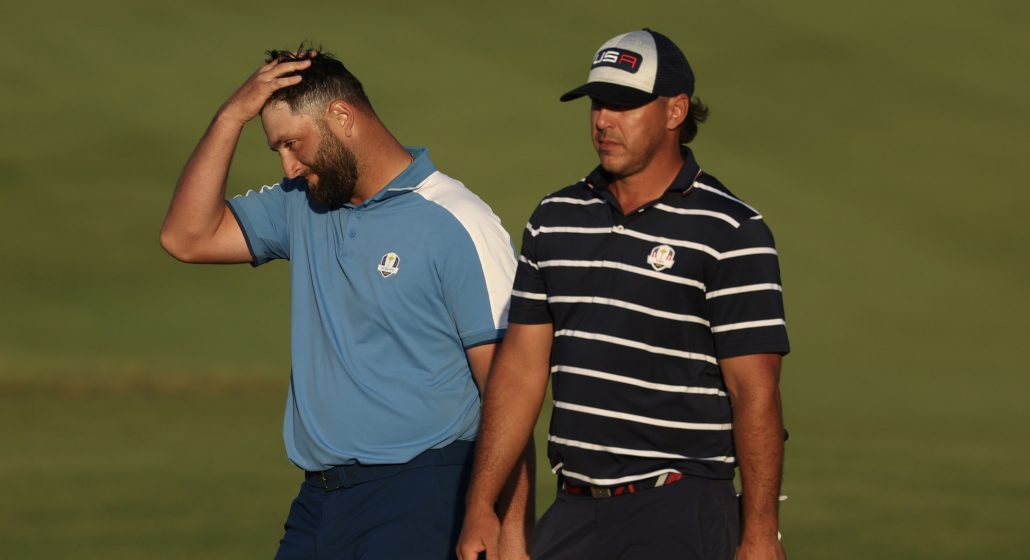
647, 244, 676, 271
377, 252, 401, 278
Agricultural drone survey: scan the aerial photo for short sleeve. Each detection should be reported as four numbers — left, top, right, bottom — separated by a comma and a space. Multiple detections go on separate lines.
226, 182, 291, 265
508, 209, 552, 325
439, 215, 517, 349
706, 219, 790, 359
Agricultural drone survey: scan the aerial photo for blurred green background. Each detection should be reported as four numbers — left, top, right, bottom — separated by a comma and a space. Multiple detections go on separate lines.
2, 0, 1028, 558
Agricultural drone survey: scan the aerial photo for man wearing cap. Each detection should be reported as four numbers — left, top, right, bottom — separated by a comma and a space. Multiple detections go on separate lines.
457, 29, 790, 559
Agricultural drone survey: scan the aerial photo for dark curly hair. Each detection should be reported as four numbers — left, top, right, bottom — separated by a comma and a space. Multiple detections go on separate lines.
680, 96, 709, 145
263, 44, 375, 115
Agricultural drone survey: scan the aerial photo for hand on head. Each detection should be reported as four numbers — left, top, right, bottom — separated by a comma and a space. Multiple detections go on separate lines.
218, 54, 313, 126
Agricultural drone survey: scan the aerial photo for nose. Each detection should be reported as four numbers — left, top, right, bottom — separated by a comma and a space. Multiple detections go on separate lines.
280, 152, 304, 180
592, 106, 615, 132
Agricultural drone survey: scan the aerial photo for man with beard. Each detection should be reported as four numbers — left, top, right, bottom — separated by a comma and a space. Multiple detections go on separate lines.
160, 48, 531, 559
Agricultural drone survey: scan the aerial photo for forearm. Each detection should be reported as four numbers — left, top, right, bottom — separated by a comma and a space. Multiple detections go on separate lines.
734, 387, 784, 543
465, 343, 536, 537
457, 323, 551, 560
496, 438, 535, 539
466, 364, 547, 514
494, 439, 535, 558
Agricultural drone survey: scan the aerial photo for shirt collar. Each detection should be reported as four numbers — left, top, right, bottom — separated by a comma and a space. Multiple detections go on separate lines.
584, 146, 702, 195
353, 146, 437, 207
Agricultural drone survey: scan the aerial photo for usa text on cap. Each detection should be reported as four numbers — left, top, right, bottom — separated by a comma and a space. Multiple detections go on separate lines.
560, 28, 695, 107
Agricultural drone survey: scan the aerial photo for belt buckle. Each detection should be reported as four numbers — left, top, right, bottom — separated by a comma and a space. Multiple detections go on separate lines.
590, 486, 612, 498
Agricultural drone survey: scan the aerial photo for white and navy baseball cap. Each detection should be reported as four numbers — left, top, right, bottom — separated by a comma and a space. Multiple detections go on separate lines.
560, 29, 695, 107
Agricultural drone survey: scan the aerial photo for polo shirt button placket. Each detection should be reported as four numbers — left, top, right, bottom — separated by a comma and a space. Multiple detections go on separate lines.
612, 225, 624, 233
350, 212, 360, 238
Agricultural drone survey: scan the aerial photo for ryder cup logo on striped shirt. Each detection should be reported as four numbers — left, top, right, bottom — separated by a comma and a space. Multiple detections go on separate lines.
647, 244, 676, 271
592, 48, 643, 73
377, 252, 400, 278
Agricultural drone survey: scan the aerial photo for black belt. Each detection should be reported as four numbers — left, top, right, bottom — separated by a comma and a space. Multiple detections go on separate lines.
561, 472, 684, 499
305, 440, 475, 491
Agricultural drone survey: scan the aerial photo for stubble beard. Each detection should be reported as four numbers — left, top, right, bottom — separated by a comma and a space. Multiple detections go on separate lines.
595, 134, 660, 180
307, 131, 360, 209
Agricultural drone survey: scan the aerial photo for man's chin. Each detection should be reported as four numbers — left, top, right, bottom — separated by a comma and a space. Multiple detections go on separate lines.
306, 182, 355, 209
599, 157, 627, 176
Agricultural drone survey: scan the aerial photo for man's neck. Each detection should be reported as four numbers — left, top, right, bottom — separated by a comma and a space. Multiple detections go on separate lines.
609, 146, 684, 215
350, 125, 413, 205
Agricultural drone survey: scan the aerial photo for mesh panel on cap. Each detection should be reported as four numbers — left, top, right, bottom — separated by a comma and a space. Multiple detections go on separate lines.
649, 30, 694, 97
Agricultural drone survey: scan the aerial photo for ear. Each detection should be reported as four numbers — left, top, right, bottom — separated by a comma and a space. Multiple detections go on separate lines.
326, 100, 357, 137
666, 94, 690, 131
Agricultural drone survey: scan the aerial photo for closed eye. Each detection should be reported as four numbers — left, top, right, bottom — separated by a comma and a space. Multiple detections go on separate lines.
270, 139, 298, 152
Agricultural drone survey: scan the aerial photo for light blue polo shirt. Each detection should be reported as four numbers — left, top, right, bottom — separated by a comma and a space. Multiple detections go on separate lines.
227, 147, 515, 471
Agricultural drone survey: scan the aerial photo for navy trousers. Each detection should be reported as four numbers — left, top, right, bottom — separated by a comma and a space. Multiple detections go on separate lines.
531, 476, 740, 560
275, 441, 474, 560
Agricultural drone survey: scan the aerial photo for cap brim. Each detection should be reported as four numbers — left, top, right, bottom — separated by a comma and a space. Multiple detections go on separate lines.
559, 82, 657, 107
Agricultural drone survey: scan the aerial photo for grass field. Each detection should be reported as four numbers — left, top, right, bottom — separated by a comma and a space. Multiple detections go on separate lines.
2, 1, 1028, 558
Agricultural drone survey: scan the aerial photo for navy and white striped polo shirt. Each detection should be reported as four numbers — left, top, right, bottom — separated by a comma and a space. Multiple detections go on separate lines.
508, 148, 789, 484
